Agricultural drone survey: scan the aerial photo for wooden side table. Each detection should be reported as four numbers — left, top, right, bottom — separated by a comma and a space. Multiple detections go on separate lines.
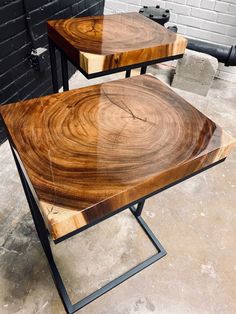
47, 12, 187, 92
0, 75, 235, 314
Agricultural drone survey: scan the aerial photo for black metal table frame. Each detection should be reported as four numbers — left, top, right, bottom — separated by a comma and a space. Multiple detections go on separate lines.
48, 38, 184, 93
1, 116, 226, 314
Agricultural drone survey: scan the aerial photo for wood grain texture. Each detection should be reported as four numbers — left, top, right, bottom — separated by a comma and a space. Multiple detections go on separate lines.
47, 12, 187, 74
1, 75, 235, 240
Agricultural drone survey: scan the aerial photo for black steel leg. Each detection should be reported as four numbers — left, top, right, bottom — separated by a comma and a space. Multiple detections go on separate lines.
132, 201, 145, 217
61, 51, 69, 91
10, 146, 72, 313
126, 70, 131, 78
10, 147, 54, 261
130, 206, 166, 254
11, 144, 166, 314
48, 38, 59, 93
140, 66, 147, 75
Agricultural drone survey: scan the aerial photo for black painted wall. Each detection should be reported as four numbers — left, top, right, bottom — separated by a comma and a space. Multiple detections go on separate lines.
0, 0, 105, 144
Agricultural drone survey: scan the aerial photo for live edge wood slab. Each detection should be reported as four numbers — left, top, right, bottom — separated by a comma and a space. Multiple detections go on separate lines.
47, 12, 187, 75
1, 75, 235, 240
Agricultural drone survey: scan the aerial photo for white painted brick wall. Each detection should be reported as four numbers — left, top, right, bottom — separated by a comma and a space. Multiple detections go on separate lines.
105, 0, 236, 82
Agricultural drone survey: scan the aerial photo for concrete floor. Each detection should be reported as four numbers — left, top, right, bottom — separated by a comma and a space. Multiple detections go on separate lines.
0, 66, 236, 314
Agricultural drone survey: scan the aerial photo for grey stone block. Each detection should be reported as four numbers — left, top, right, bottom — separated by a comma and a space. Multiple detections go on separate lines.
171, 49, 218, 96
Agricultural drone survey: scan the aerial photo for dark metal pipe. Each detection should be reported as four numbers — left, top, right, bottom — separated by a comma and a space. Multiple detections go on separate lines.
22, 0, 37, 50
186, 38, 236, 66
167, 26, 236, 66
140, 6, 236, 67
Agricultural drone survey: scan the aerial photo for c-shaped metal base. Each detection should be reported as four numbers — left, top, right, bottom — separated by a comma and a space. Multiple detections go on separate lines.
11, 145, 166, 314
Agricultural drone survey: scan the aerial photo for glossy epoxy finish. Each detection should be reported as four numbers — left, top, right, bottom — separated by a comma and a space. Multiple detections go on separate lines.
0, 75, 235, 240
47, 13, 187, 74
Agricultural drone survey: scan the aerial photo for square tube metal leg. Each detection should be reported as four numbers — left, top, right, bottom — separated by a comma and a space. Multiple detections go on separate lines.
140, 66, 147, 75
48, 38, 59, 93
131, 201, 145, 217
126, 70, 131, 78
11, 144, 167, 314
11, 147, 72, 313
61, 51, 69, 91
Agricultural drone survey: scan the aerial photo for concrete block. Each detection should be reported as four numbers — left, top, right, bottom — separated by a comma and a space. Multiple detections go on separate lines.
171, 49, 218, 96
200, 20, 231, 36
217, 13, 236, 27
230, 4, 236, 14
201, 0, 215, 10
191, 7, 217, 21
178, 15, 201, 27
187, 0, 201, 7
215, 1, 230, 13
165, 2, 191, 15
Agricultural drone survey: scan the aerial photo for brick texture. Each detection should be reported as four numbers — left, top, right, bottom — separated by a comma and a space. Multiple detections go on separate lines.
0, 0, 104, 144
105, 0, 236, 82
0, 0, 104, 105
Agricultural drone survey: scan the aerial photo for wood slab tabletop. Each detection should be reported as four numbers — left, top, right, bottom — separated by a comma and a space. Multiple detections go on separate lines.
47, 12, 187, 75
1, 75, 235, 240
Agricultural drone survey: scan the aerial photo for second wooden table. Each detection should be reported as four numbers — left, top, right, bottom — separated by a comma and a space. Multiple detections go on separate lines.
47, 12, 187, 92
